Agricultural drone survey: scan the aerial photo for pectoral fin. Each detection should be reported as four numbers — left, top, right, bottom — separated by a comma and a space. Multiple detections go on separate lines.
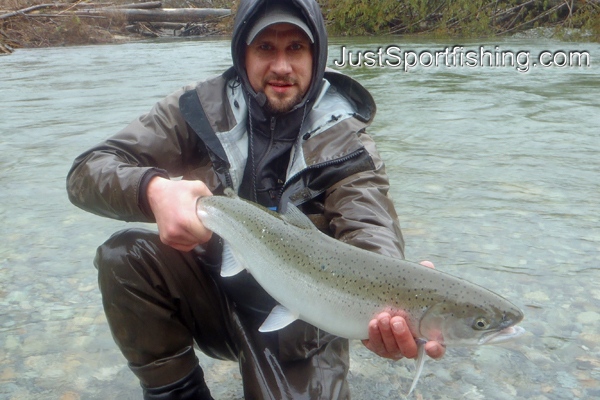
220, 241, 247, 277
258, 305, 299, 332
406, 339, 427, 397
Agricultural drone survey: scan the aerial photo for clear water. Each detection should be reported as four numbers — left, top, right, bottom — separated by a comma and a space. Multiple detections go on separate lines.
1, 36, 599, 399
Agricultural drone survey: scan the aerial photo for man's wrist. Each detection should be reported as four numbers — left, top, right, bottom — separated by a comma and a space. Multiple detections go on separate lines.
138, 169, 170, 221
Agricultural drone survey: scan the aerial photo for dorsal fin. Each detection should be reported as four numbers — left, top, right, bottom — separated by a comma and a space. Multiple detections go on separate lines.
281, 202, 317, 230
223, 188, 237, 198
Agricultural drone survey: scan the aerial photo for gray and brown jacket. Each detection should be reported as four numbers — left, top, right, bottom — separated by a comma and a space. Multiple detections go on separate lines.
67, 0, 404, 261
67, 68, 404, 260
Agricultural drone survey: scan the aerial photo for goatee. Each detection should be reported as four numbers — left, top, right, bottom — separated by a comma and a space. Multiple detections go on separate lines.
264, 92, 304, 115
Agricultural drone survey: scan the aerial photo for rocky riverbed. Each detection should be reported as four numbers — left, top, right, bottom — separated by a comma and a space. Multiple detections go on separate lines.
1, 33, 600, 400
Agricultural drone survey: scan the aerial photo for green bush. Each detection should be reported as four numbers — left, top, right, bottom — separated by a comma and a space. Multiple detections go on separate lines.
319, 0, 600, 39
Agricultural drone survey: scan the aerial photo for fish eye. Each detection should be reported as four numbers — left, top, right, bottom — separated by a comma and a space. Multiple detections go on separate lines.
473, 317, 491, 330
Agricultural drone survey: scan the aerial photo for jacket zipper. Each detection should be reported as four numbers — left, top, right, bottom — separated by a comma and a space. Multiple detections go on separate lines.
250, 116, 277, 201
278, 148, 366, 206
257, 116, 277, 168
224, 170, 233, 189
214, 161, 233, 190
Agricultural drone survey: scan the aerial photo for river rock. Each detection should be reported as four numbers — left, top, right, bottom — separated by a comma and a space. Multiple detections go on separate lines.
58, 392, 81, 400
578, 332, 600, 348
577, 312, 600, 325
6, 291, 28, 302
524, 290, 550, 302
4, 335, 20, 350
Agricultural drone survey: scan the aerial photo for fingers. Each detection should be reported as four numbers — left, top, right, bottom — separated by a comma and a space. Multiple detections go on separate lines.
389, 316, 418, 359
184, 181, 213, 244
425, 341, 446, 359
148, 177, 214, 250
362, 262, 442, 361
363, 312, 446, 362
377, 315, 403, 359
363, 313, 418, 360
184, 204, 213, 243
188, 179, 213, 198
362, 319, 386, 357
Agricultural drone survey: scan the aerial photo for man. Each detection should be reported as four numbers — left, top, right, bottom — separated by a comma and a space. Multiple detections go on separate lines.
67, 0, 443, 399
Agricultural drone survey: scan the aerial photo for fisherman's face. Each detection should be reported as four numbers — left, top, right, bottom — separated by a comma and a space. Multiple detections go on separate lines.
245, 23, 313, 114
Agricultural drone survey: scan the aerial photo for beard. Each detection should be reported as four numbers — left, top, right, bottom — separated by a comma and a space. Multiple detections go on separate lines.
264, 91, 304, 114
261, 74, 306, 115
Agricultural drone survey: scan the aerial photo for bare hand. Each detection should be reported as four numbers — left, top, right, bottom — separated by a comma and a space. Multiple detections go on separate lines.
362, 261, 446, 360
147, 177, 213, 251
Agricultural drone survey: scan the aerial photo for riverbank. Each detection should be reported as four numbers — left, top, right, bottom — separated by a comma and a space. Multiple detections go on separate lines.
2, 0, 599, 54
0, 0, 234, 53
322, 0, 600, 40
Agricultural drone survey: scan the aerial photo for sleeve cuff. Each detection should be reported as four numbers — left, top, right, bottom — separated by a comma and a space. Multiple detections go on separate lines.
138, 168, 170, 222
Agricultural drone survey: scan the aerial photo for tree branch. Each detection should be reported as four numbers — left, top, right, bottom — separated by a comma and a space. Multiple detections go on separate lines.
0, 4, 57, 20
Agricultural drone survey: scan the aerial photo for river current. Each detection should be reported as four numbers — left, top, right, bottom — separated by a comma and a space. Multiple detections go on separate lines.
1, 36, 599, 399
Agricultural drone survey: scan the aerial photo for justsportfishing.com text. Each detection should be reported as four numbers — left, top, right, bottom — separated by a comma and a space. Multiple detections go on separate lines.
333, 46, 591, 73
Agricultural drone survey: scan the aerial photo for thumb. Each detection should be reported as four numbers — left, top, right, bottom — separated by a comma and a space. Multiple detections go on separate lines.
188, 180, 214, 198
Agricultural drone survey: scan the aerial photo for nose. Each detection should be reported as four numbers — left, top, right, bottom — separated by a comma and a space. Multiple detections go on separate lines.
271, 50, 292, 75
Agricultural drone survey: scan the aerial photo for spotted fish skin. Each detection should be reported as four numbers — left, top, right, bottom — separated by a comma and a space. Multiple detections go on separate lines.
196, 192, 524, 346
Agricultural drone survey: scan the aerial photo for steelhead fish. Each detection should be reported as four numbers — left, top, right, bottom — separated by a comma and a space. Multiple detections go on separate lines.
196, 190, 525, 395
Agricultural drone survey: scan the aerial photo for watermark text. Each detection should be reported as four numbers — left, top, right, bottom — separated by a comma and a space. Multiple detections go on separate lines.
333, 46, 591, 73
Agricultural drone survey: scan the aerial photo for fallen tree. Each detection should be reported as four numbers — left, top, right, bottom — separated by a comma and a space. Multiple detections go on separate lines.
74, 7, 231, 23
0, 2, 162, 20
0, 3, 55, 19
0, 0, 233, 50
110, 1, 162, 9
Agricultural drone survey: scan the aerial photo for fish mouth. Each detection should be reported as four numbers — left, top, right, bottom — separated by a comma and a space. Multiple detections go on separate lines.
479, 325, 526, 345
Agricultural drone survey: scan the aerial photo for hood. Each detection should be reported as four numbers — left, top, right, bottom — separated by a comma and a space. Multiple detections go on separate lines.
231, 0, 328, 113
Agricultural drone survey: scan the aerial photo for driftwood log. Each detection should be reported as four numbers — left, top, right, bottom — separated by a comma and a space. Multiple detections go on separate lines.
74, 8, 231, 23
0, 42, 12, 54
0, 1, 231, 46
110, 1, 162, 9
0, 4, 55, 20
0, 2, 163, 20
142, 21, 186, 30
0, 5, 231, 24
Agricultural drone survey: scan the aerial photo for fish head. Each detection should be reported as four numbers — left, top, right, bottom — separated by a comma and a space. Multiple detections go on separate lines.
417, 292, 525, 346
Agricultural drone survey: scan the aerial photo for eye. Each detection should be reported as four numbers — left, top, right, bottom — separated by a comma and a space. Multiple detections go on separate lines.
473, 317, 491, 330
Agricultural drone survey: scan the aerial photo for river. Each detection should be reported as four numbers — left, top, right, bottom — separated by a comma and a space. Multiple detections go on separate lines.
1, 36, 599, 399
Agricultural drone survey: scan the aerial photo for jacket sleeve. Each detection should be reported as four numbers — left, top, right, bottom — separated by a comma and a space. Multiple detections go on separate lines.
66, 85, 203, 222
323, 132, 405, 259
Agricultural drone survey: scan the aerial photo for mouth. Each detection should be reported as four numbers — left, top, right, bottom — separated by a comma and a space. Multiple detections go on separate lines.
479, 325, 526, 345
267, 81, 295, 94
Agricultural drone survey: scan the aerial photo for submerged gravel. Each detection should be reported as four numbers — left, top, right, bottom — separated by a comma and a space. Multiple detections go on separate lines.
2, 37, 600, 399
